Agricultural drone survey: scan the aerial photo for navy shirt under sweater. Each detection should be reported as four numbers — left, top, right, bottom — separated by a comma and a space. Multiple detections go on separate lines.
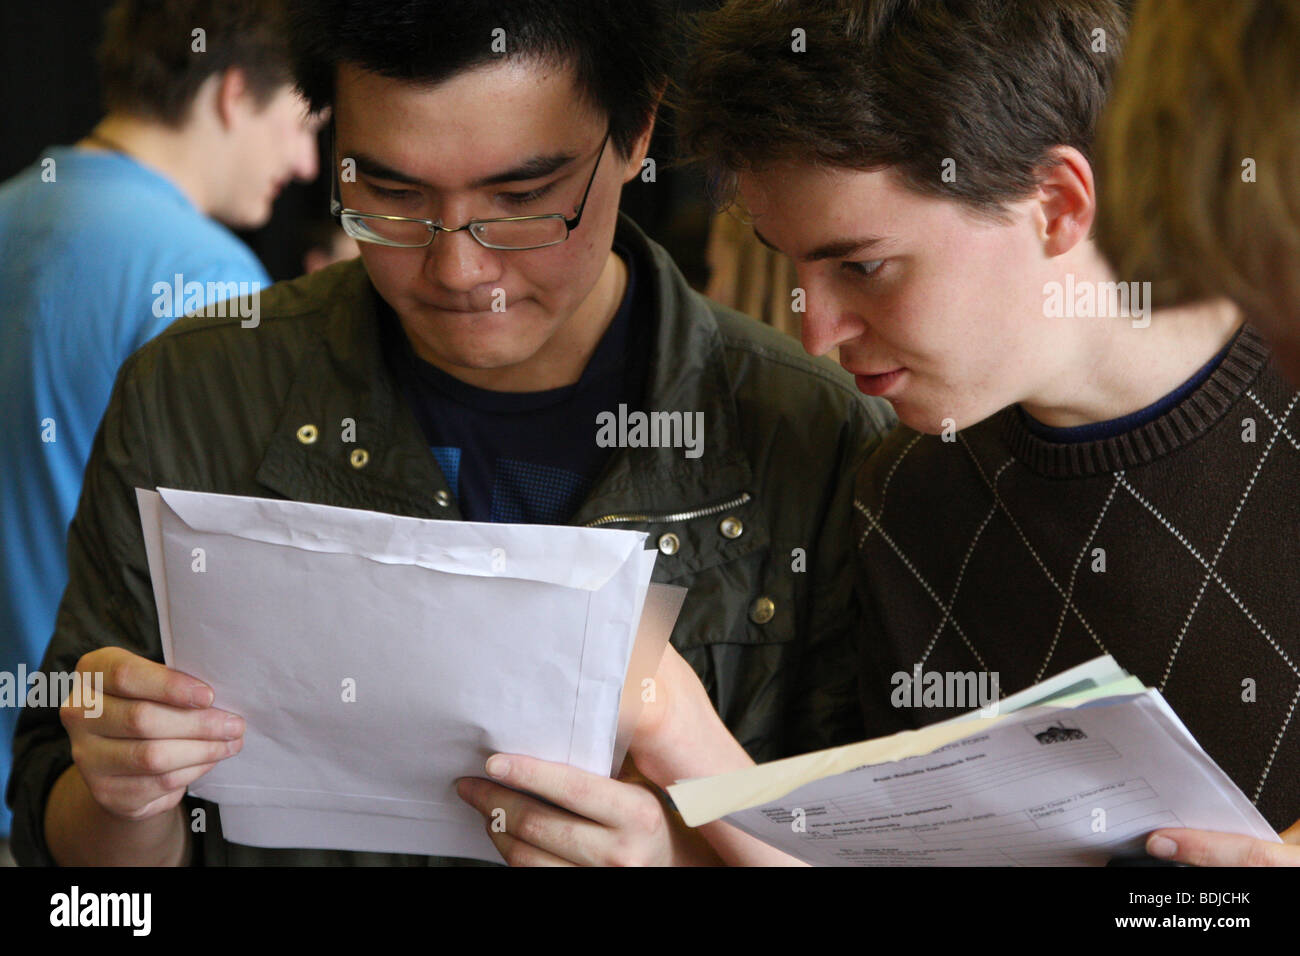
380, 242, 652, 524
1019, 336, 1235, 443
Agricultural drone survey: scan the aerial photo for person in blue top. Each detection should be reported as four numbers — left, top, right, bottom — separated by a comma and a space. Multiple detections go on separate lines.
0, 0, 319, 852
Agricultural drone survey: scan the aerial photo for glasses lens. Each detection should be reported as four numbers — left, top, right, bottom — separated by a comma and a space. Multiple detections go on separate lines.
342, 214, 431, 247
472, 216, 567, 249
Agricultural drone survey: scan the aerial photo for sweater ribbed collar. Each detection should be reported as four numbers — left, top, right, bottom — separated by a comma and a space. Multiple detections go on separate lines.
999, 323, 1273, 477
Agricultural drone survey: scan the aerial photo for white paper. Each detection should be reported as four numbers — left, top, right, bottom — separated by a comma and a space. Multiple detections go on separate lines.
933, 654, 1131, 726
671, 689, 1278, 866
136, 487, 669, 862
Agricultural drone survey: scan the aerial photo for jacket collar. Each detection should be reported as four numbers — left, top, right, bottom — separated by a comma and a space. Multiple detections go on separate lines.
568, 216, 756, 514
256, 213, 767, 575
255, 259, 452, 520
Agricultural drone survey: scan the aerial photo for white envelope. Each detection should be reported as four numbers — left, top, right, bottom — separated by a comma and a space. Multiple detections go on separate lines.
136, 488, 679, 862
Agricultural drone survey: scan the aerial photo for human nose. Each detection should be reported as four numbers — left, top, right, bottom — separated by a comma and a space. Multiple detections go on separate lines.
423, 228, 500, 293
798, 275, 868, 357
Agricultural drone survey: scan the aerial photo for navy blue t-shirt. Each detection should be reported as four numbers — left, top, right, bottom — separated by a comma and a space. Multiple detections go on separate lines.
380, 242, 652, 523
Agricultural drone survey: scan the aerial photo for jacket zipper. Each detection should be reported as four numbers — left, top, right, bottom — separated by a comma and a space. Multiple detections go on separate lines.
583, 491, 753, 528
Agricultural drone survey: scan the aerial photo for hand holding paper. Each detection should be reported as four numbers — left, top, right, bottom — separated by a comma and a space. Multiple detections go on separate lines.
453, 641, 730, 867
59, 644, 244, 822
135, 487, 682, 863
454, 751, 724, 866
1144, 817, 1300, 867
666, 657, 1281, 867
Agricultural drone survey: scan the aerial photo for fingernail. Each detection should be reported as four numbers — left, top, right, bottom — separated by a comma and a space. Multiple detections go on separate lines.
190, 685, 213, 708
226, 737, 243, 756
224, 716, 243, 738
1147, 835, 1178, 859
486, 755, 510, 778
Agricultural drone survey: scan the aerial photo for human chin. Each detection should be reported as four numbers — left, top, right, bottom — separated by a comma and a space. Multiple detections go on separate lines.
406, 302, 550, 369
889, 399, 947, 435
228, 194, 273, 231
887, 379, 985, 435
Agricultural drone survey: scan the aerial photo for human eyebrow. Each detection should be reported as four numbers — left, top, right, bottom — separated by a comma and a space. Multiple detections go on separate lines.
468, 152, 580, 188
349, 149, 581, 190
352, 153, 428, 187
752, 226, 888, 263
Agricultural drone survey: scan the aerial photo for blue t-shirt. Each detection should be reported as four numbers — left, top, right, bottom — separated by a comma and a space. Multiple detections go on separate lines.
0, 146, 269, 835
381, 242, 652, 524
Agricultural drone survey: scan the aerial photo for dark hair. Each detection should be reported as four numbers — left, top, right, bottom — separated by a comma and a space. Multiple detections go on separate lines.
287, 0, 673, 161
98, 0, 295, 125
674, 0, 1131, 219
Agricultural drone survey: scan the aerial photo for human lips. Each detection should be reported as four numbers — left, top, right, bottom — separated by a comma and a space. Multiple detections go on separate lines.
420, 289, 524, 316
851, 367, 906, 397
428, 302, 489, 314
422, 296, 510, 315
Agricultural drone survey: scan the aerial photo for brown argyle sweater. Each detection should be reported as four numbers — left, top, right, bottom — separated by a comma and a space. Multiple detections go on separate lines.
852, 324, 1299, 832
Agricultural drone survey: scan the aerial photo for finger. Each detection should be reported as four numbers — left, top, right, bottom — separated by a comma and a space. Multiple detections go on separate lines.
84, 696, 244, 742
487, 829, 574, 868
94, 782, 192, 823
481, 753, 643, 828
89, 761, 221, 815
88, 647, 214, 709
456, 777, 605, 866
1280, 819, 1300, 845
79, 735, 243, 780
1147, 828, 1300, 867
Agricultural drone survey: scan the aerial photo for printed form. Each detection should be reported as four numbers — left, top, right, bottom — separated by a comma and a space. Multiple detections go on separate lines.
671, 681, 1277, 866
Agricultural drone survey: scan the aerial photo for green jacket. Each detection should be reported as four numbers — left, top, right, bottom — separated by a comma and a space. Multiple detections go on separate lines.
9, 213, 894, 865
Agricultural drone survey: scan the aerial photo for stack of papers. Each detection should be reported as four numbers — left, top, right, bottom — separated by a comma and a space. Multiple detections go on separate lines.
136, 488, 683, 862
668, 657, 1278, 865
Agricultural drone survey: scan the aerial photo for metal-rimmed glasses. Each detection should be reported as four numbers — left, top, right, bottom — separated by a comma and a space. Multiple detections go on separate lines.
329, 128, 610, 251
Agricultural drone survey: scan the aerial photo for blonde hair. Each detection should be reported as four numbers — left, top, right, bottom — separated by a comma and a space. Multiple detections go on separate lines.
1095, 0, 1300, 333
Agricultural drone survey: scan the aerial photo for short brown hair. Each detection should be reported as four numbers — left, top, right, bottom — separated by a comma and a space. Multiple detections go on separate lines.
1095, 0, 1300, 323
98, 0, 294, 126
674, 0, 1131, 220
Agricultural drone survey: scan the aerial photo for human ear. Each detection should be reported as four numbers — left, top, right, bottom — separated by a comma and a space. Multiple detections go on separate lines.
619, 93, 662, 185
215, 67, 253, 130
1034, 146, 1097, 258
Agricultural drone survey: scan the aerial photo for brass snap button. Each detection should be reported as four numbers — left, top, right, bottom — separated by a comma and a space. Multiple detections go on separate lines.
657, 533, 680, 556
719, 516, 744, 539
749, 596, 775, 624
349, 448, 369, 469
435, 490, 451, 508
296, 424, 318, 445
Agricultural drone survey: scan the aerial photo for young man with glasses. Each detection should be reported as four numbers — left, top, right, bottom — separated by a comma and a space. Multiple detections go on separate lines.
8, 0, 894, 866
